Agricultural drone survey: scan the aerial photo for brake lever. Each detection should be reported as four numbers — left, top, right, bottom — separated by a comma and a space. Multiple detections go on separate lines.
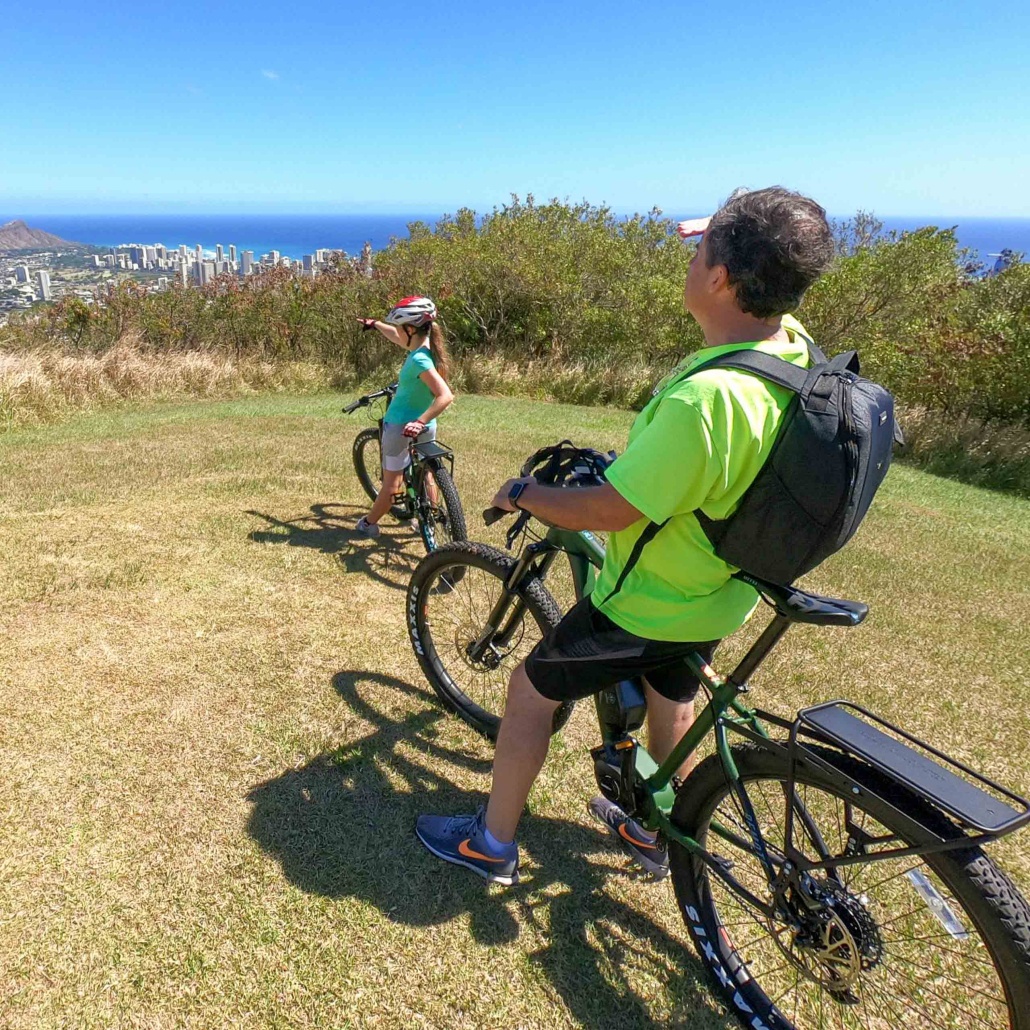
505, 511, 532, 550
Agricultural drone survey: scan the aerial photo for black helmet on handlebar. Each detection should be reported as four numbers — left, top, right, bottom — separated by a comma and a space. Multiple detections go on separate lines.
482, 441, 617, 530
519, 440, 617, 488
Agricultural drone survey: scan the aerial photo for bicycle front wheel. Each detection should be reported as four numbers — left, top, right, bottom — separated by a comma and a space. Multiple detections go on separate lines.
407, 541, 574, 741
669, 741, 1030, 1029
415, 464, 467, 553
352, 427, 411, 520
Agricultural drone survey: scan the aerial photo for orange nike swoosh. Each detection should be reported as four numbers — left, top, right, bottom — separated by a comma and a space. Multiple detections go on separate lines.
618, 823, 659, 850
458, 839, 507, 863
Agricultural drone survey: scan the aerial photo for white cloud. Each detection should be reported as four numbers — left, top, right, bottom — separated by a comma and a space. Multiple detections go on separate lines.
261, 70, 280, 81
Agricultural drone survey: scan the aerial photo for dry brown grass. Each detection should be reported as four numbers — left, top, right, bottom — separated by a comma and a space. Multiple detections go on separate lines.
899, 403, 1030, 494
450, 353, 656, 408
0, 392, 1027, 1029
0, 340, 330, 428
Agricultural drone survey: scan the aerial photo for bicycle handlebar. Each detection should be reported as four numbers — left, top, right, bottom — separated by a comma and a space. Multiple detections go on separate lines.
482, 506, 508, 526
342, 382, 398, 414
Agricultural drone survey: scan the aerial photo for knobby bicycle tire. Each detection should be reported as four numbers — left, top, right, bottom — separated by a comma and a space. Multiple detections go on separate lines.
416, 464, 468, 554
351, 427, 410, 520
407, 541, 574, 741
669, 741, 1030, 1030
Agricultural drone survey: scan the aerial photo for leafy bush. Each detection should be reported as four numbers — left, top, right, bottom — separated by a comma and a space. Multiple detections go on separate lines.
2, 197, 1027, 431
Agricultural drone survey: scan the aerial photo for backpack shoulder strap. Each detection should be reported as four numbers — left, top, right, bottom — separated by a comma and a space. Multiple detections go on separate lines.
688, 349, 810, 394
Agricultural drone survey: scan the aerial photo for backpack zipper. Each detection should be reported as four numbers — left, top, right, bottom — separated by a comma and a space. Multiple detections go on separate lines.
840, 374, 860, 510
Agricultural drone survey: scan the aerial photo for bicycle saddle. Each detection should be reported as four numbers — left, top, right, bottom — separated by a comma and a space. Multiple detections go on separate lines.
733, 572, 868, 627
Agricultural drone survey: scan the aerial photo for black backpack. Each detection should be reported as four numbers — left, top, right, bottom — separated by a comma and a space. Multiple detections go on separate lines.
687, 338, 902, 585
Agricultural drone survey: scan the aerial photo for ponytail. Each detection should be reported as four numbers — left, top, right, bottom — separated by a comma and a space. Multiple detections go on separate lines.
427, 322, 451, 382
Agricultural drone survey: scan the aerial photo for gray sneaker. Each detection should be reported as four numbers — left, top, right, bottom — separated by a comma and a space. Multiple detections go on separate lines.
356, 516, 381, 538
588, 796, 669, 879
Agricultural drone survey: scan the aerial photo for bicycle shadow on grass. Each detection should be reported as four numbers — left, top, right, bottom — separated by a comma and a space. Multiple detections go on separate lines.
245, 505, 423, 591
245, 669, 734, 1030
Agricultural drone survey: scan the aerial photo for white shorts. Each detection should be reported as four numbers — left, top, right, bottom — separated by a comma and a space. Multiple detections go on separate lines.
381, 422, 436, 472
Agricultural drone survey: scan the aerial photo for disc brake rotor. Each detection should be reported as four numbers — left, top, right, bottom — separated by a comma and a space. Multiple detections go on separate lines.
769, 878, 884, 999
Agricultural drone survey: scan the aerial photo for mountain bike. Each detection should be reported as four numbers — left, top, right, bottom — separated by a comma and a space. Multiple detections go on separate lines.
343, 382, 467, 553
405, 443, 1030, 1029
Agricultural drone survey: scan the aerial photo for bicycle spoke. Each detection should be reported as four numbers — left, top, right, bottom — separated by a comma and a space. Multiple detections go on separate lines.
894, 955, 1004, 1003
881, 935, 994, 966
870, 961, 1003, 1027
849, 861, 924, 896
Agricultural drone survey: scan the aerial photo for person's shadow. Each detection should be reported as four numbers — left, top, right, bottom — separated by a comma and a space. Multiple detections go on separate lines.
245, 670, 735, 1029
245, 504, 423, 590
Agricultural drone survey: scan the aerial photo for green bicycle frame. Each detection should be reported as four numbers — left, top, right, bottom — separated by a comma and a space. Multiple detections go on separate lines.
494, 521, 1028, 919
539, 525, 784, 909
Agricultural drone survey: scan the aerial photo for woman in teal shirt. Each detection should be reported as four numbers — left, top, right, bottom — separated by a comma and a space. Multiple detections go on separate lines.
354, 296, 454, 537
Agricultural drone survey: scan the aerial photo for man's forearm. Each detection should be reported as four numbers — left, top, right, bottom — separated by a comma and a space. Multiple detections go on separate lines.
516, 482, 638, 532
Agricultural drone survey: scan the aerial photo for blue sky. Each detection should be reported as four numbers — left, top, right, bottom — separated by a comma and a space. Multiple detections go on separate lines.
3, 0, 1028, 216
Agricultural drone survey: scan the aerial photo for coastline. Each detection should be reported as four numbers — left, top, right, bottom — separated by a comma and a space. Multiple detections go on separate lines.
3, 213, 1029, 263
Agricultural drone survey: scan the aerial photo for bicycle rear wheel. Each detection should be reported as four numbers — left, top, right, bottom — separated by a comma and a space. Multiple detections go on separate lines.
407, 541, 574, 741
352, 427, 410, 520
415, 464, 467, 553
669, 741, 1030, 1029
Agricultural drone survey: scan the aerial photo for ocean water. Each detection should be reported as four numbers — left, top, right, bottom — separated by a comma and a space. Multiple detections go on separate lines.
5, 212, 1029, 262
2, 214, 442, 261
876, 217, 1030, 261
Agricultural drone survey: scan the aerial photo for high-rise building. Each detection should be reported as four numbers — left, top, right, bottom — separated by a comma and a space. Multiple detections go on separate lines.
145, 246, 158, 266
269, 250, 280, 266
241, 251, 254, 275
195, 244, 203, 265
36, 270, 52, 301
302, 254, 314, 271
216, 244, 224, 263
15, 264, 29, 283
179, 244, 188, 259
229, 245, 236, 263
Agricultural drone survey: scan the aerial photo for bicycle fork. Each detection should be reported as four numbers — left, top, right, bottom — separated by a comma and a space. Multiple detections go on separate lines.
465, 544, 558, 664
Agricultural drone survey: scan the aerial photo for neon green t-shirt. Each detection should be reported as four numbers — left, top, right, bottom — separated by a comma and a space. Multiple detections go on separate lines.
592, 316, 814, 642
385, 345, 437, 427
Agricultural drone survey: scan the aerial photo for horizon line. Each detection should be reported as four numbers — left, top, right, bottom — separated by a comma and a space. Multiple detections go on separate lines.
5, 210, 1030, 222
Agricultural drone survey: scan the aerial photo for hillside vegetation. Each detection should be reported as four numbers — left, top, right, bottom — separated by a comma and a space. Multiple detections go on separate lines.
3, 199, 1028, 488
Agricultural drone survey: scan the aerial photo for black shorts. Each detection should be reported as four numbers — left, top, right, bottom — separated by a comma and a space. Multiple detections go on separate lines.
524, 595, 720, 704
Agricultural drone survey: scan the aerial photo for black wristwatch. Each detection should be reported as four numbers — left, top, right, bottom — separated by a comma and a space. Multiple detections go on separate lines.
508, 480, 529, 511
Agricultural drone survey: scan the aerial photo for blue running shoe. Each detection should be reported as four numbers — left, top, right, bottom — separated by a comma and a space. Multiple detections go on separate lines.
415, 807, 519, 885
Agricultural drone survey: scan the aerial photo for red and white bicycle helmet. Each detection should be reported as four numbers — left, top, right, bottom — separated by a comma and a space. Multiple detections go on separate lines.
384, 295, 437, 328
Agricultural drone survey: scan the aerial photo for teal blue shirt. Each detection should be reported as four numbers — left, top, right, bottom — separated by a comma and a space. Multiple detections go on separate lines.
385, 345, 437, 427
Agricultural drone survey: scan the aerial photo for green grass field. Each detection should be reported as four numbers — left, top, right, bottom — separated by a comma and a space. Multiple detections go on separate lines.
2, 392, 1028, 1029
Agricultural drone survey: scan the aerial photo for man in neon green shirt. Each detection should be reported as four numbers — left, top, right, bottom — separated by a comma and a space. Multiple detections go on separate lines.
416, 187, 836, 884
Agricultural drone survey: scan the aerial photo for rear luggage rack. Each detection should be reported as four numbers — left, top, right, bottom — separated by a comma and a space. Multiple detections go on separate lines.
797, 701, 1030, 837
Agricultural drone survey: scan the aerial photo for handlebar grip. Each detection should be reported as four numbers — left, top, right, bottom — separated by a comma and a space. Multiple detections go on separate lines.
482, 506, 509, 526
342, 402, 360, 414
